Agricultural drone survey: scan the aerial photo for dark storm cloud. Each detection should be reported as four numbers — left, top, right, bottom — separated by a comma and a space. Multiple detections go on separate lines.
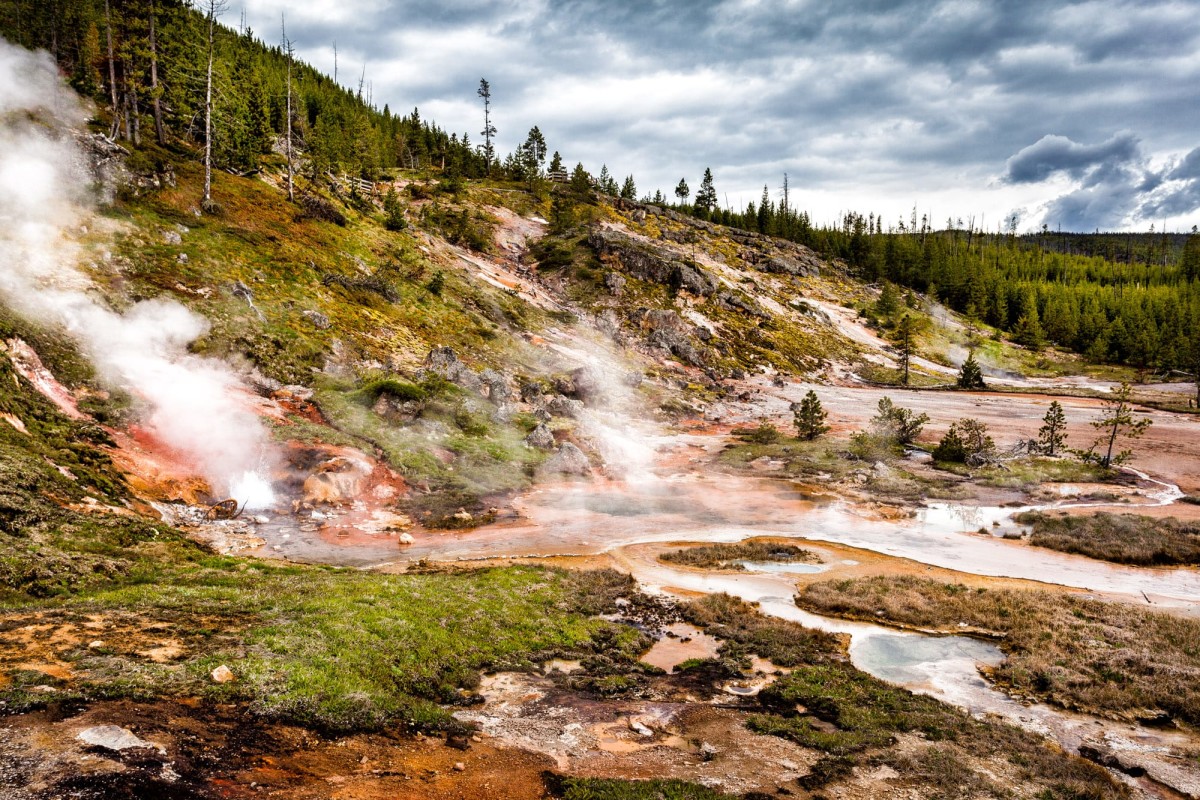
232, 0, 1200, 230
1003, 133, 1141, 184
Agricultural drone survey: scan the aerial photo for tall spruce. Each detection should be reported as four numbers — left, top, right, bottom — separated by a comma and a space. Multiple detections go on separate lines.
1038, 401, 1067, 456
957, 351, 985, 389
477, 78, 495, 173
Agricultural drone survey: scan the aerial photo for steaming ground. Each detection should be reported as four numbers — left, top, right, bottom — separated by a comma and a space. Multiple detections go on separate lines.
0, 41, 275, 508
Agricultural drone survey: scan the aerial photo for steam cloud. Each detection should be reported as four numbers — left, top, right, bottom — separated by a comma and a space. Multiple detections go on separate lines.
0, 41, 275, 508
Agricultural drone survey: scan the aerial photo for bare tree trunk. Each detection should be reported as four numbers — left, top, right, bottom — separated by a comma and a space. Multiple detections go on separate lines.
149, 0, 166, 145
204, 2, 215, 207
283, 16, 294, 203
128, 70, 141, 146
104, 0, 121, 140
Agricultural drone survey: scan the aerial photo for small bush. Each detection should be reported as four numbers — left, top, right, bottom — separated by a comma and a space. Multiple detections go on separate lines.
296, 192, 347, 226
356, 378, 426, 405
733, 420, 782, 445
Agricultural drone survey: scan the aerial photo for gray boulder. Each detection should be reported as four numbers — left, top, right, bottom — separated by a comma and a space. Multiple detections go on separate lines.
544, 395, 585, 419
669, 263, 716, 296
543, 442, 591, 475
604, 272, 627, 296
479, 369, 511, 403
420, 346, 482, 393
302, 309, 331, 329
524, 423, 555, 449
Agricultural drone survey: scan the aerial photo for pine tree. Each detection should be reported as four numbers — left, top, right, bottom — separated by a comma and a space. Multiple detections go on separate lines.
871, 397, 929, 445
695, 167, 718, 214
597, 164, 617, 195
875, 282, 899, 319
674, 178, 689, 204
477, 78, 495, 173
792, 390, 830, 441
957, 351, 985, 389
620, 175, 637, 200
1084, 383, 1151, 467
548, 150, 563, 174
569, 162, 591, 197
934, 418, 994, 463
1012, 299, 1045, 349
1038, 400, 1067, 456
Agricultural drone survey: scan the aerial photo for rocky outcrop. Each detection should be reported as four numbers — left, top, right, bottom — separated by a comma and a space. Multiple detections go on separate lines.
640, 309, 706, 366
588, 229, 716, 297
761, 254, 820, 278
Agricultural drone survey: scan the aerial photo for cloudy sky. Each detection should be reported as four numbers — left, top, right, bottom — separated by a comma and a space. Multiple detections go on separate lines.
227, 0, 1200, 233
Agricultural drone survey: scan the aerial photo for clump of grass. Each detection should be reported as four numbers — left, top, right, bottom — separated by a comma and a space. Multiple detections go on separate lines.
684, 593, 843, 667
660, 541, 819, 570
797, 575, 1200, 726
968, 459, 1113, 490
544, 775, 736, 800
354, 376, 427, 404
731, 420, 782, 444
749, 662, 970, 754
1015, 511, 1200, 566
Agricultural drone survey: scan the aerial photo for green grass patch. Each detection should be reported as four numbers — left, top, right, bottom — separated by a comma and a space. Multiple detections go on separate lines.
4, 565, 644, 734
545, 775, 736, 800
660, 541, 819, 570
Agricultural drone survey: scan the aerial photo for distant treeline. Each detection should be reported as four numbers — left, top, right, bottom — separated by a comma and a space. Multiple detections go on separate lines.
657, 184, 1200, 376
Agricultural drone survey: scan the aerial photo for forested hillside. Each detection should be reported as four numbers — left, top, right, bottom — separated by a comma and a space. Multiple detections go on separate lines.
3, 0, 1198, 379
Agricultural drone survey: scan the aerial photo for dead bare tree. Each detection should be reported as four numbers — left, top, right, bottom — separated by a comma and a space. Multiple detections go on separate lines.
104, 0, 121, 139
148, 0, 166, 145
202, 0, 228, 210
282, 14, 295, 202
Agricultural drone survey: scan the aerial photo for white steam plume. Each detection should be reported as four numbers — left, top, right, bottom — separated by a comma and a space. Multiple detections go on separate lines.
0, 41, 275, 509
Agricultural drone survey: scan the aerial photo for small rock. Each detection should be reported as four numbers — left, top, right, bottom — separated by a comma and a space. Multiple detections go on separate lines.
252, 515, 270, 525
628, 719, 655, 737
88, 640, 105, 650
471, 734, 482, 743
446, 732, 471, 750
177, 253, 188, 265
162, 229, 183, 246
700, 741, 718, 761
453, 762, 466, 772
398, 532, 415, 545
211, 665, 236, 683
77, 725, 158, 753
302, 310, 331, 330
